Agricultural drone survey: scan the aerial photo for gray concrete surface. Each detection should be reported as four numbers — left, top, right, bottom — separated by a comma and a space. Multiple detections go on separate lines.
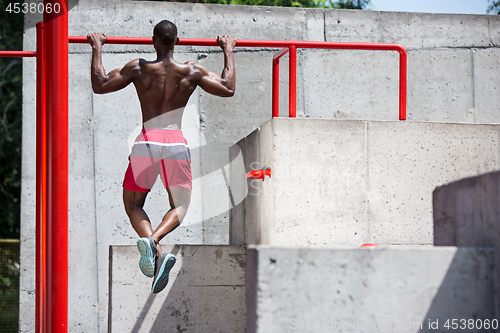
433, 170, 500, 318
19, 0, 500, 331
109, 245, 246, 332
230, 118, 500, 247
246, 245, 495, 333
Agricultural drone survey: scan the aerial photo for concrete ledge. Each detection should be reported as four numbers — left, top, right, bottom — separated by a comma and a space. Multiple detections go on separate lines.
230, 118, 500, 247
246, 246, 495, 333
109, 245, 246, 332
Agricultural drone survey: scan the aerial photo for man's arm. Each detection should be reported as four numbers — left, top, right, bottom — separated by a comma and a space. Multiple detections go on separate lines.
87, 32, 139, 94
196, 35, 236, 97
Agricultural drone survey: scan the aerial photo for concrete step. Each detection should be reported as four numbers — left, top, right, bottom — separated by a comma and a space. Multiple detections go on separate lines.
230, 118, 500, 247
246, 246, 495, 333
109, 244, 495, 333
108, 245, 246, 333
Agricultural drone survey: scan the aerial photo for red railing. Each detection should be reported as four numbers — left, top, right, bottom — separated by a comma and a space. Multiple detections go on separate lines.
1, 21, 408, 333
0, 51, 36, 57
271, 42, 407, 120
69, 36, 408, 120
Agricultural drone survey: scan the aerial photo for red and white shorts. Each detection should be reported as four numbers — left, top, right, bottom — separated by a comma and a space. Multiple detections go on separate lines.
123, 128, 192, 193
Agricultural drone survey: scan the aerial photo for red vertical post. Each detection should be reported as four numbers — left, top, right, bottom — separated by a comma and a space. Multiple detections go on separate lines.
288, 45, 297, 118
35, 21, 46, 333
399, 49, 407, 121
272, 58, 280, 118
272, 48, 289, 118
43, 1, 69, 332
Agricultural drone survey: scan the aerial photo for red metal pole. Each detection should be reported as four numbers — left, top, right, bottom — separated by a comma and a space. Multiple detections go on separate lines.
289, 45, 297, 118
399, 49, 407, 121
272, 58, 280, 118
35, 21, 46, 333
272, 48, 289, 118
44, 1, 69, 332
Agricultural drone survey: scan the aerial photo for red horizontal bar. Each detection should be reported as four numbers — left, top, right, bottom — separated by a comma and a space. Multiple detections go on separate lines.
68, 35, 405, 54
0, 51, 36, 57
69, 36, 152, 45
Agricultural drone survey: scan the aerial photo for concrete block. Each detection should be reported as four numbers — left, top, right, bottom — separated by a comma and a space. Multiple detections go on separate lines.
302, 50, 400, 121
233, 119, 369, 246
109, 245, 246, 332
231, 118, 500, 247
272, 119, 369, 246
368, 121, 499, 244
325, 10, 491, 48
306, 8, 325, 41
403, 13, 490, 49
474, 48, 500, 124
491, 16, 500, 47
407, 49, 473, 122
325, 9, 382, 43
247, 246, 495, 333
433, 170, 500, 317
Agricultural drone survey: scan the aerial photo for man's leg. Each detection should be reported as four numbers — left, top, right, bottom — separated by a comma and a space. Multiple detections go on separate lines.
150, 186, 191, 252
123, 188, 153, 237
123, 188, 167, 253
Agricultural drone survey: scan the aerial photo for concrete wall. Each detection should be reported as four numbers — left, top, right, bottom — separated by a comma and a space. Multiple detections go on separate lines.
433, 170, 500, 320
20, 0, 500, 331
246, 246, 495, 333
109, 245, 246, 332
231, 118, 500, 247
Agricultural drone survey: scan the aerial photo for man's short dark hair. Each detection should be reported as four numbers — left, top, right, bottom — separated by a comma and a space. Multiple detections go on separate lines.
153, 20, 177, 45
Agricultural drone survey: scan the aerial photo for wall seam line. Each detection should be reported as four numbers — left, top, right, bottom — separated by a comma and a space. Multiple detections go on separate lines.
365, 120, 371, 243
323, 9, 326, 42
90, 73, 101, 332
471, 48, 476, 110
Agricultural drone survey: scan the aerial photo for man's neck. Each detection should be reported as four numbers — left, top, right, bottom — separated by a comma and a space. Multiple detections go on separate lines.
155, 47, 175, 62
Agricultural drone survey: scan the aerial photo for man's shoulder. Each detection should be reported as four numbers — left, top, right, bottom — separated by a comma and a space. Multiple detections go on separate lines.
184, 60, 199, 67
184, 61, 207, 74
124, 58, 143, 70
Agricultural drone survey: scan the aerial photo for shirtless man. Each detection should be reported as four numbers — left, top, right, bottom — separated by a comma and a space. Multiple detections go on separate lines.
87, 20, 236, 293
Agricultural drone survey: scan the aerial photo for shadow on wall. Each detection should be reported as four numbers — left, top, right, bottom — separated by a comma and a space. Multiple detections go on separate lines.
417, 248, 495, 333
128, 246, 184, 332
433, 169, 500, 322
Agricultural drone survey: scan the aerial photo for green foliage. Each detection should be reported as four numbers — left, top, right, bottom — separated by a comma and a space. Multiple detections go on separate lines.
0, 0, 23, 239
331, 0, 370, 9
488, 0, 500, 14
141, 0, 370, 9
0, 241, 20, 332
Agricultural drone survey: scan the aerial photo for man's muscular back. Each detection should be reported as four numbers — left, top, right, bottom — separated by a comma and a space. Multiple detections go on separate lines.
88, 30, 236, 129
129, 59, 203, 127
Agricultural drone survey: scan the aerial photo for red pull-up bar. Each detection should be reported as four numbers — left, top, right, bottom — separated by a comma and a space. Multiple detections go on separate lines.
68, 35, 407, 120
